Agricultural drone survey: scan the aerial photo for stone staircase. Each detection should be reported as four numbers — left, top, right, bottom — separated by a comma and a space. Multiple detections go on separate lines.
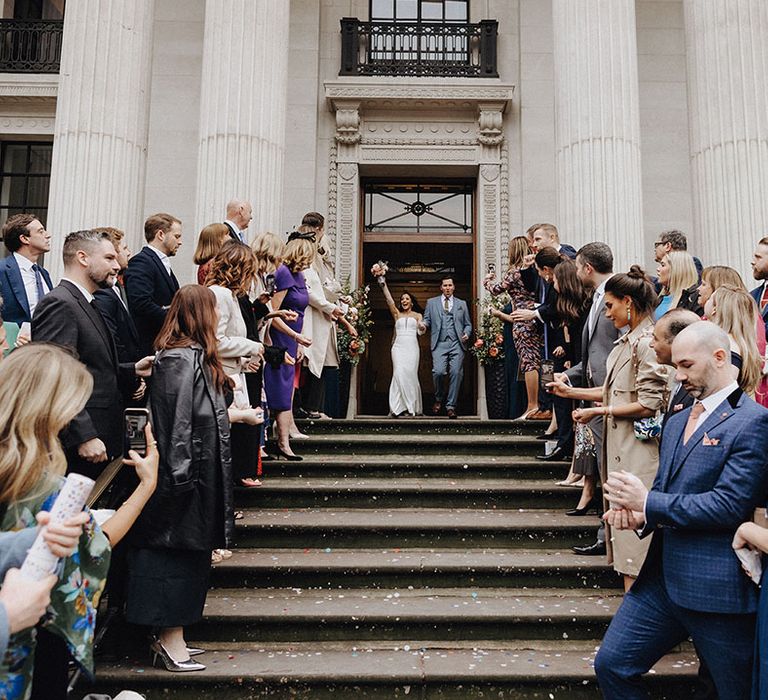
90, 419, 698, 699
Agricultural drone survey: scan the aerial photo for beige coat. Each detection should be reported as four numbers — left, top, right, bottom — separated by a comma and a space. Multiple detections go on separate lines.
210, 284, 263, 375
601, 317, 671, 577
303, 253, 341, 378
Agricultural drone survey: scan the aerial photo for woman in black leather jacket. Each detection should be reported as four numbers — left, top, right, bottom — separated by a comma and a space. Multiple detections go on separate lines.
126, 284, 233, 672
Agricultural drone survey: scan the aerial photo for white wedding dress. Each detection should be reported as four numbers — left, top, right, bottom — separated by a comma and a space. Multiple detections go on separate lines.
389, 316, 423, 416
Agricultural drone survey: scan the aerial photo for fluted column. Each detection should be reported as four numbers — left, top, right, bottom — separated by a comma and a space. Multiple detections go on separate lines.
552, 0, 644, 269
195, 0, 290, 236
684, 0, 768, 277
46, 0, 155, 280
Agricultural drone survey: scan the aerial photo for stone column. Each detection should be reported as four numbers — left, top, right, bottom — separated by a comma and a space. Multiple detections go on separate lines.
46, 0, 156, 280
684, 0, 768, 277
552, 0, 644, 269
195, 0, 290, 237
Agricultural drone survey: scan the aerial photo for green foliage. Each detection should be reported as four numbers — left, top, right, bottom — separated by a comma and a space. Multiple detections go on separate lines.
337, 279, 374, 366
469, 293, 510, 365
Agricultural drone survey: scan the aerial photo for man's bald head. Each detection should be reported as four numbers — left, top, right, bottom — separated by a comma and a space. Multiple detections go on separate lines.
651, 308, 701, 366
672, 321, 733, 399
226, 199, 253, 230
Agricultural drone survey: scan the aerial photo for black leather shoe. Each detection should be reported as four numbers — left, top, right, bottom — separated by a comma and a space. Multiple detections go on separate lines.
535, 433, 557, 441
536, 447, 572, 462
572, 541, 607, 556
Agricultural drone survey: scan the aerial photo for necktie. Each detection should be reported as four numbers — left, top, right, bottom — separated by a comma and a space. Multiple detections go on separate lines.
31, 263, 46, 304
760, 284, 768, 312
444, 297, 449, 312
238, 230, 245, 244
683, 401, 705, 444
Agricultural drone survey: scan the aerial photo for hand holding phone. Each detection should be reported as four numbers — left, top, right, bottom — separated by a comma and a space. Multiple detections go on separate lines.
124, 408, 150, 457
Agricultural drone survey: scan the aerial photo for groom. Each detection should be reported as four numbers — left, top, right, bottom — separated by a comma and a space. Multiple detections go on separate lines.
422, 277, 472, 419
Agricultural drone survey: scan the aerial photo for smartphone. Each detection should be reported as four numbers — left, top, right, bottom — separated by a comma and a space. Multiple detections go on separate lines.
124, 408, 150, 457
487, 263, 496, 275
265, 273, 276, 296
541, 359, 555, 386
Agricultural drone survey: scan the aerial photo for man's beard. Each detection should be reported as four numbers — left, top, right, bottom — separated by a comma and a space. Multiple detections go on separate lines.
89, 270, 116, 289
753, 267, 767, 281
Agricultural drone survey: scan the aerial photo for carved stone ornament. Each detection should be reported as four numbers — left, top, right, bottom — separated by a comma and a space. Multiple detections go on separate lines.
338, 163, 357, 181
480, 164, 500, 182
335, 104, 361, 144
478, 107, 504, 146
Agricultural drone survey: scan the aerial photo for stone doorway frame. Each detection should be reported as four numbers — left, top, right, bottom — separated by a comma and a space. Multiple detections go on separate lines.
324, 79, 515, 418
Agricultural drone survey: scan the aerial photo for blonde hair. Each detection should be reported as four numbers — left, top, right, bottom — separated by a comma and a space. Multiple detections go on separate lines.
0, 344, 93, 504
252, 232, 284, 274
662, 251, 698, 307
711, 284, 763, 395
282, 238, 316, 273
507, 236, 530, 270
701, 265, 746, 293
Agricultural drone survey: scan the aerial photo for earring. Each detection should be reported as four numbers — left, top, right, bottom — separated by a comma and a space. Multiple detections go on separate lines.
627, 304, 632, 323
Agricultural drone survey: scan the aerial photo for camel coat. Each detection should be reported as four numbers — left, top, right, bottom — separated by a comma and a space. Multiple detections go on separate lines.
601, 317, 671, 577
303, 251, 342, 379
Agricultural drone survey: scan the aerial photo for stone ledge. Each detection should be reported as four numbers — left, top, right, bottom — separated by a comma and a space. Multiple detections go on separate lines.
0, 72, 58, 102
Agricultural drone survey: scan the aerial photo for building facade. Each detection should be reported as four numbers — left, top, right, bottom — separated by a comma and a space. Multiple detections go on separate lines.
1, 0, 767, 415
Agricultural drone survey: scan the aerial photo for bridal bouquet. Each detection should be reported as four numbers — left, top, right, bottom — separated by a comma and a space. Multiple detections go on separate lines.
337, 280, 373, 366
470, 293, 510, 365
371, 261, 389, 285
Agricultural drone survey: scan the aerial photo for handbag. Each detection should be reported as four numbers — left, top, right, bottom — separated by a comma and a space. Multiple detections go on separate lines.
628, 328, 667, 441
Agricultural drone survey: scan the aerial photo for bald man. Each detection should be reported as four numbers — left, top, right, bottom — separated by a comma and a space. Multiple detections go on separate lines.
595, 322, 768, 700
224, 199, 253, 245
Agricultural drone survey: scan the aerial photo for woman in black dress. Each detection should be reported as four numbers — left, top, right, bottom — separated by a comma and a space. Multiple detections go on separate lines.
126, 284, 233, 672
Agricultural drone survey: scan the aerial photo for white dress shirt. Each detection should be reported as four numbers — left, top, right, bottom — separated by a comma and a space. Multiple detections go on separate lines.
146, 244, 172, 275
62, 277, 94, 303
442, 295, 454, 312
587, 278, 609, 335
13, 252, 51, 315
688, 380, 739, 434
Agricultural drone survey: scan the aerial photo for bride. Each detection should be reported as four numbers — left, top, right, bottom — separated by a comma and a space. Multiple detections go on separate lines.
372, 265, 425, 417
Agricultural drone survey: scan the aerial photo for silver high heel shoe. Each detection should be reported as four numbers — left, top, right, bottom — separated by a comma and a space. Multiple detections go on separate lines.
187, 646, 206, 657
151, 640, 206, 672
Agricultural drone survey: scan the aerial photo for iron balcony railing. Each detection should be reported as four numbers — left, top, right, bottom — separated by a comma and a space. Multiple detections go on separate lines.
340, 17, 498, 78
0, 19, 64, 73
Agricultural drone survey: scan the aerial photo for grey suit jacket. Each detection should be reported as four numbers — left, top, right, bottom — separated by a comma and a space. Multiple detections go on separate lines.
423, 296, 472, 352
565, 295, 619, 388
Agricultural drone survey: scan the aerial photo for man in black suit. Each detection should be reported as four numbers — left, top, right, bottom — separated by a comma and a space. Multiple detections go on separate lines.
92, 227, 142, 364
124, 213, 182, 355
32, 230, 154, 478
224, 198, 253, 245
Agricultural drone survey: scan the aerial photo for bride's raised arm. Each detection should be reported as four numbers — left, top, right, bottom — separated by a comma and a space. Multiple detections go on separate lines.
372, 263, 399, 321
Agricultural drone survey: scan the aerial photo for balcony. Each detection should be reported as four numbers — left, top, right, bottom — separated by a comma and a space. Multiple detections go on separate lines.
340, 17, 498, 79
0, 19, 63, 73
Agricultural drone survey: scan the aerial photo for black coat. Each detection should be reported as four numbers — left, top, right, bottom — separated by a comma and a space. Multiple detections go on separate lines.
31, 281, 138, 473
124, 246, 180, 355
92, 283, 142, 363
133, 347, 233, 551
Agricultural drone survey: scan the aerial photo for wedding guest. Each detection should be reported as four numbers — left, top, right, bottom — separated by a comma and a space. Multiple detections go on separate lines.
206, 242, 265, 488
697, 265, 746, 310
485, 236, 542, 420
0, 343, 158, 700
706, 284, 764, 399
549, 267, 670, 589
529, 223, 577, 259
750, 236, 768, 337
655, 251, 702, 319
223, 199, 252, 245
193, 223, 231, 284
126, 285, 232, 672
653, 228, 703, 279
263, 233, 313, 459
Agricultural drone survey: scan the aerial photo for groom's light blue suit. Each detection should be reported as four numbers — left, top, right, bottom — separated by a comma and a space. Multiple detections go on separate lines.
422, 295, 472, 410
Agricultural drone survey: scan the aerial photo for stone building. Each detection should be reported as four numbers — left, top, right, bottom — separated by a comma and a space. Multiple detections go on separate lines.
1, 0, 767, 415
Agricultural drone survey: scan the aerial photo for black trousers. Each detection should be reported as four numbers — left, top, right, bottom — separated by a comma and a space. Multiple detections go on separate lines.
303, 369, 325, 413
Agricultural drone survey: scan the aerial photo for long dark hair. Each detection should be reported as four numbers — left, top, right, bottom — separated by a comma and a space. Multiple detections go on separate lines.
154, 285, 232, 391
554, 259, 590, 325
399, 291, 422, 314
534, 246, 563, 270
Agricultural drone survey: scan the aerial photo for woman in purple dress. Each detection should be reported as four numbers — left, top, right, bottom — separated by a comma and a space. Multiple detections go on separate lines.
264, 231, 314, 460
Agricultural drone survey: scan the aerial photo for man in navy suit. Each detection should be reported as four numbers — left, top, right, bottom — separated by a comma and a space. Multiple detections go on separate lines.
422, 277, 473, 419
124, 213, 182, 355
595, 321, 768, 700
750, 236, 768, 337
0, 214, 53, 337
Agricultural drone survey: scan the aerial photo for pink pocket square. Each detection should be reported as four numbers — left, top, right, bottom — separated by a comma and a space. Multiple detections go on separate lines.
673, 404, 684, 412
702, 433, 720, 446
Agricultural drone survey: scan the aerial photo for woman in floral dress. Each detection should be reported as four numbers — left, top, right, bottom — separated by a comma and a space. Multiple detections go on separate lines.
485, 235, 543, 419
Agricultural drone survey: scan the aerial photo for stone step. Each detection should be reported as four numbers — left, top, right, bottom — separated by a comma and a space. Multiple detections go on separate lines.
211, 548, 620, 590
258, 455, 566, 480
91, 641, 697, 699
186, 587, 620, 643
280, 434, 544, 457
296, 417, 546, 436
240, 477, 588, 509
236, 508, 600, 549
